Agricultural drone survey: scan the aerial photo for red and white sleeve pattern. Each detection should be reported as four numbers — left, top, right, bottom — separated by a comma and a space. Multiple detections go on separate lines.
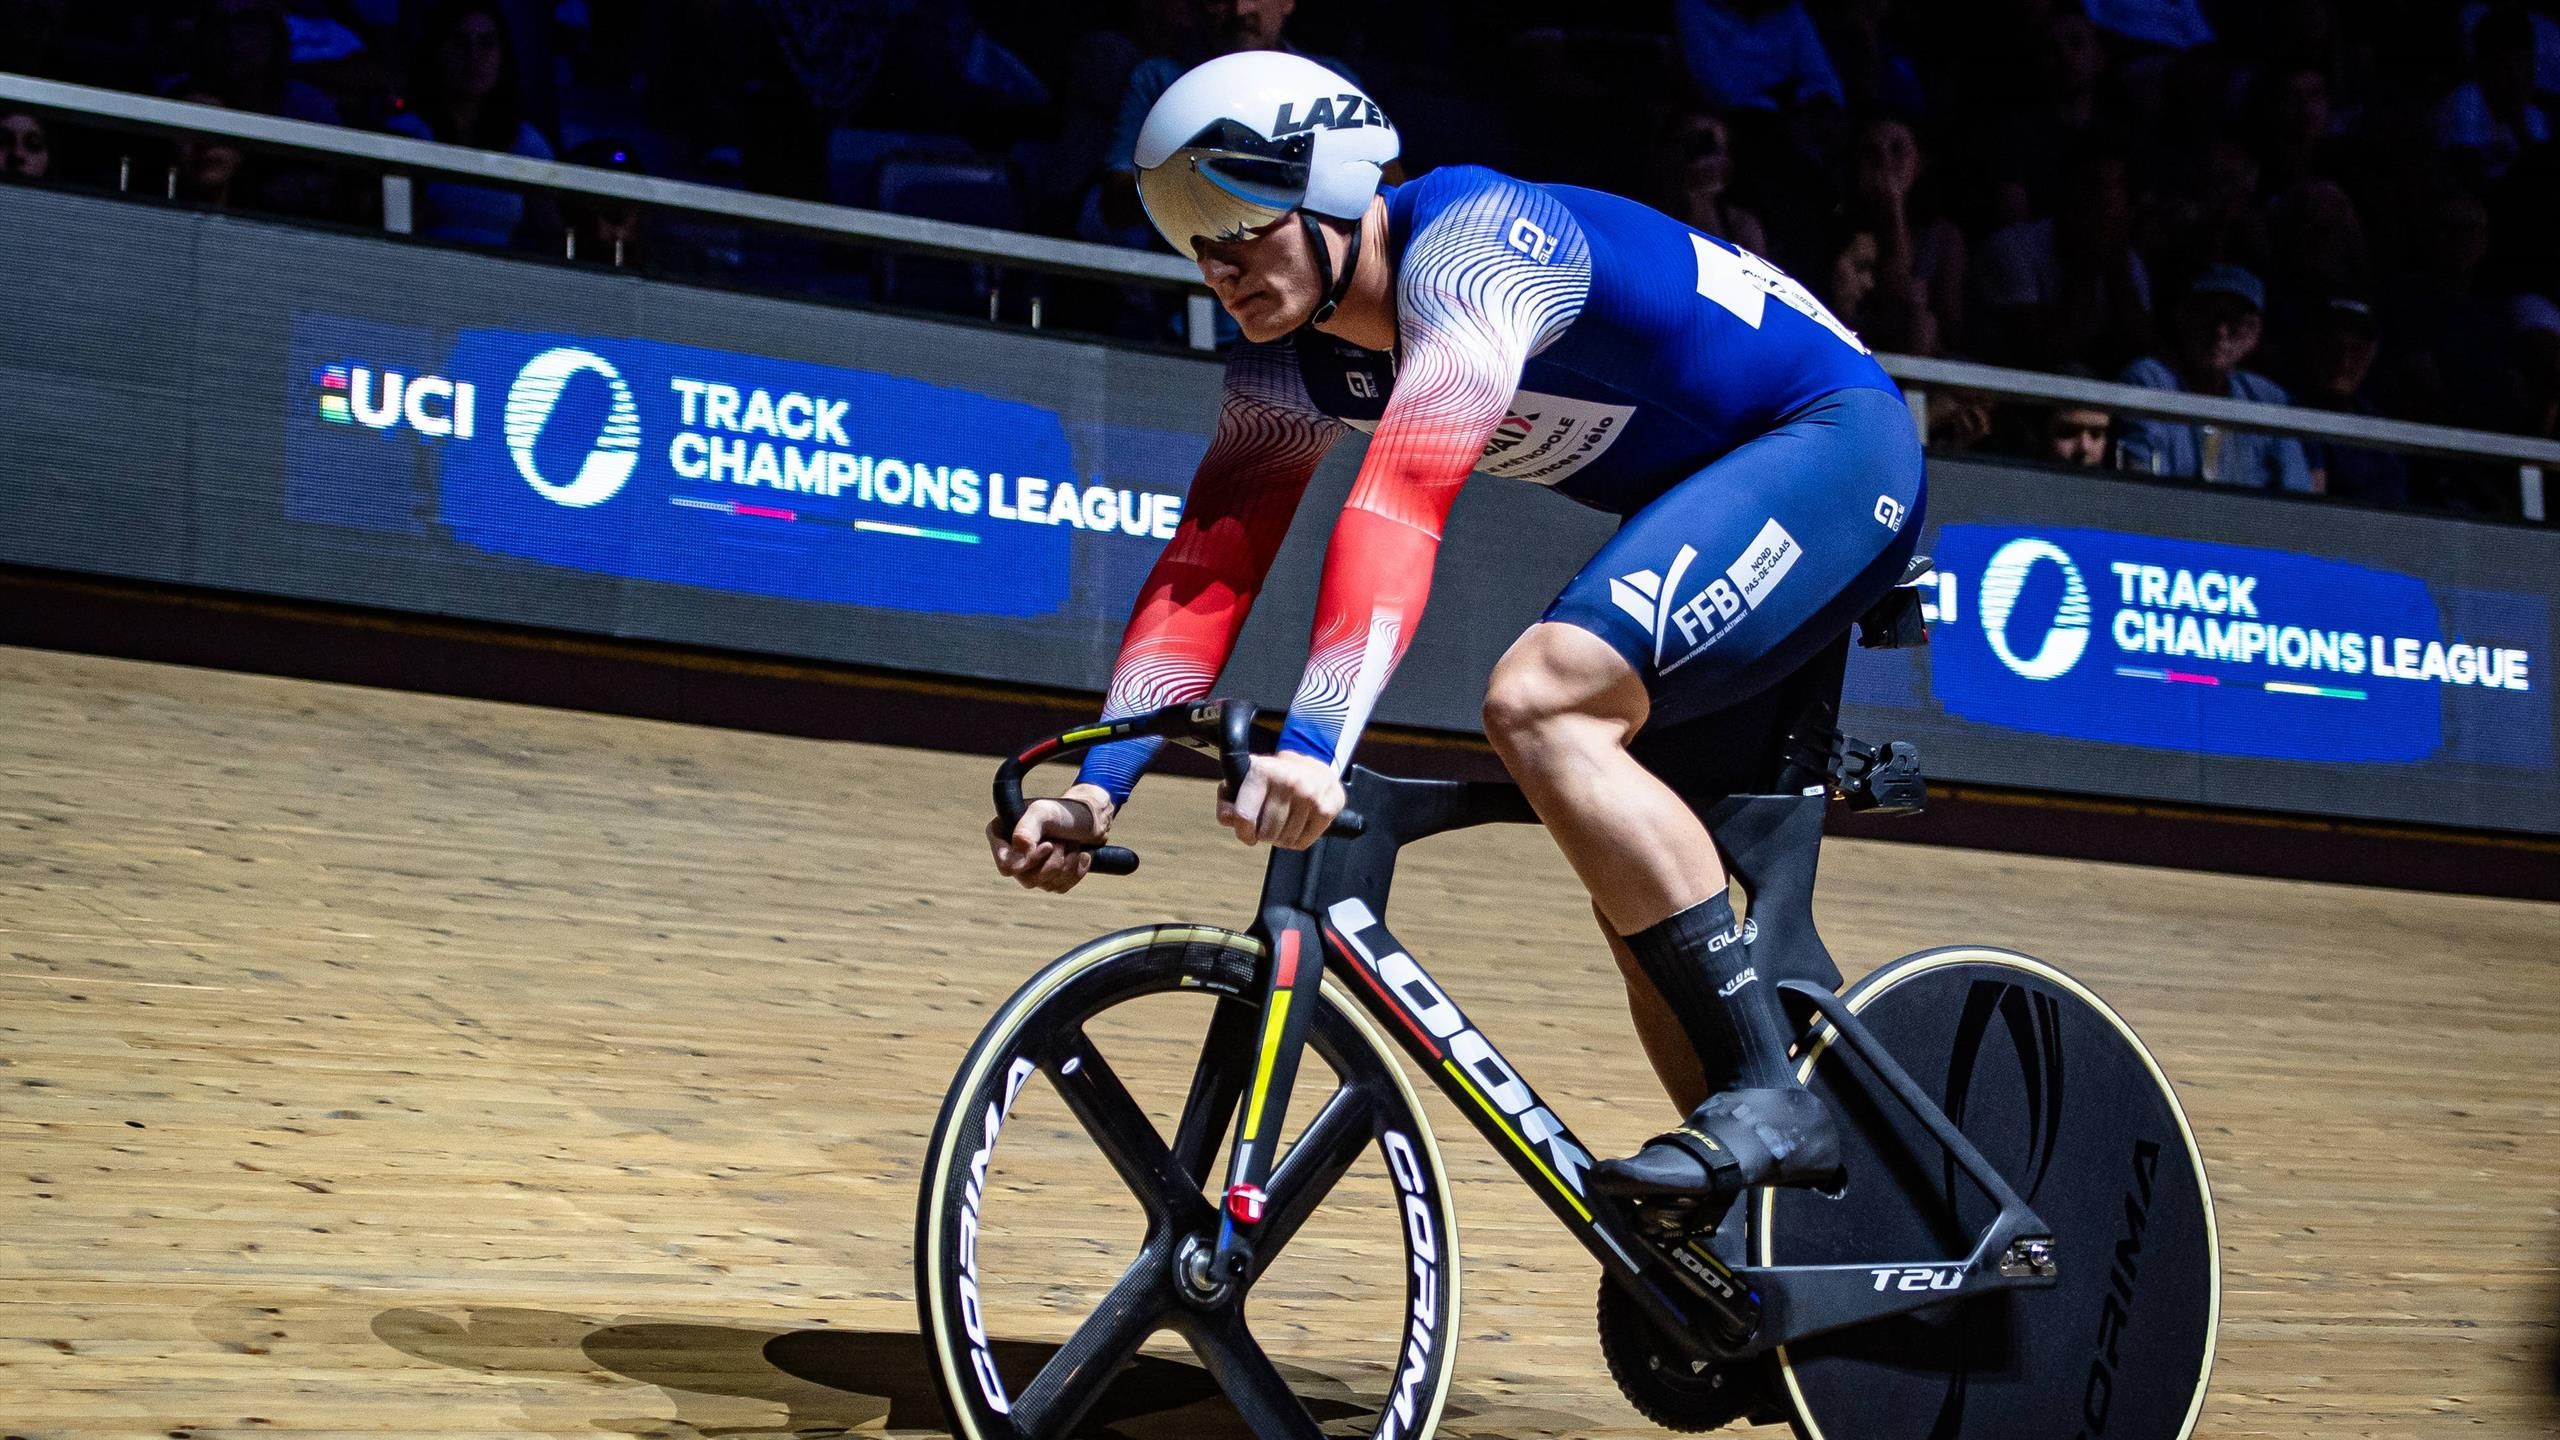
1076, 344, 1342, 803
1275, 183, 1592, 770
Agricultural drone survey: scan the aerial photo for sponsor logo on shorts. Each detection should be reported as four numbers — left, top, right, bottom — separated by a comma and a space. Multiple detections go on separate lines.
1728, 518, 1801, 608
1875, 494, 1906, 531
1608, 520, 1806, 676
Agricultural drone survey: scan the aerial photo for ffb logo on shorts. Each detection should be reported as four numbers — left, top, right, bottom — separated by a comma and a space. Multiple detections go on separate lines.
1609, 519, 1804, 676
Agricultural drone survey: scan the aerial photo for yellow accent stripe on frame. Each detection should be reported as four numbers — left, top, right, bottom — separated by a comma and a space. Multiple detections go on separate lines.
1241, 990, 1293, 1140
1059, 724, 1115, 746
1442, 1059, 1593, 1221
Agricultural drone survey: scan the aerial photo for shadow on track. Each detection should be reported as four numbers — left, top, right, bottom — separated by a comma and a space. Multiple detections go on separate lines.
367, 1305, 1404, 1438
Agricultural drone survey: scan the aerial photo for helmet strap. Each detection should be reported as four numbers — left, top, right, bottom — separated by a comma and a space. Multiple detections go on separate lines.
1303, 208, 1365, 329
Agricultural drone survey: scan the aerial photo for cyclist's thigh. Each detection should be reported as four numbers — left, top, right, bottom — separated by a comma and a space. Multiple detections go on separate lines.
1542, 385, 1924, 732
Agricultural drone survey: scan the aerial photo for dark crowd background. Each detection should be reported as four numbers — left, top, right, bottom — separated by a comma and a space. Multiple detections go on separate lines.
6, 0, 2560, 519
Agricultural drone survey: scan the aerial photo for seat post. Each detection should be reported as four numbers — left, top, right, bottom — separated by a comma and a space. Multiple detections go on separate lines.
1700, 794, 1843, 996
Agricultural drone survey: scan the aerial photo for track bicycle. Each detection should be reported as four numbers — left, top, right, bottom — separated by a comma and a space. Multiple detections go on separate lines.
917, 594, 2219, 1440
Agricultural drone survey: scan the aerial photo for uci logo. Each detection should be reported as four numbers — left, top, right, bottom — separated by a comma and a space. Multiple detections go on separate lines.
504, 346, 643, 508
1272, 93, 1389, 138
316, 363, 475, 439
1979, 537, 2092, 681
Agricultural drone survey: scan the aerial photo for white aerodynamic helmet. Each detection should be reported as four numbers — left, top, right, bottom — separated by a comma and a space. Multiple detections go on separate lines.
1133, 50, 1399, 261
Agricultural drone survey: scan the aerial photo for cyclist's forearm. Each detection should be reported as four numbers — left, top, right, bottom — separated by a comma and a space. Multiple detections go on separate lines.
1275, 505, 1447, 770
1270, 303, 1517, 770
1076, 557, 1262, 803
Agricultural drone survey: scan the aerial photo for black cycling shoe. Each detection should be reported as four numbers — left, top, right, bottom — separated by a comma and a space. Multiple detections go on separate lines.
1591, 1086, 1844, 1200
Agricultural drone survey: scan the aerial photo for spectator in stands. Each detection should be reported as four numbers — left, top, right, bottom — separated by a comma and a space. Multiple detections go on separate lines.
2083, 0, 2214, 52
2252, 63, 2349, 194
1818, 221, 1881, 335
0, 111, 50, 182
2382, 184, 2503, 427
2288, 295, 2410, 506
2501, 292, 2560, 440
2269, 178, 2370, 325
387, 0, 557, 249
1991, 361, 2112, 467
1014, 23, 1153, 234
1847, 115, 1965, 354
2145, 138, 2272, 291
169, 90, 246, 206
2042, 398, 2116, 468
1978, 141, 2154, 373
180, 0, 342, 126
2118, 265, 2317, 491
1, 0, 66, 76
2460, 0, 2560, 98
560, 137, 644, 268
1816, 0, 1923, 118
2229, 0, 2358, 104
1672, 0, 1844, 113
2439, 3, 2548, 185
1813, 213, 1983, 452
1980, 11, 2116, 219
1662, 109, 1769, 257
746, 0, 1046, 170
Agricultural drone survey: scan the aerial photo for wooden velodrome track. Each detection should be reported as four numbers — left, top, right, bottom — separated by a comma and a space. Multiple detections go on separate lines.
3, 642, 2555, 1439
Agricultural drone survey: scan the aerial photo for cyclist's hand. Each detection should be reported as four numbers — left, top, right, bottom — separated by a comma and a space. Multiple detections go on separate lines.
989, 784, 1116, 893
1220, 751, 1344, 851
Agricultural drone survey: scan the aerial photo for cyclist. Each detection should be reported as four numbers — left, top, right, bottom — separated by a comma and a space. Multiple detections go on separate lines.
987, 52, 1923, 1206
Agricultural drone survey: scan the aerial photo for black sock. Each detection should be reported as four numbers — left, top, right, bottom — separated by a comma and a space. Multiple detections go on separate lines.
1623, 892, 1797, 1094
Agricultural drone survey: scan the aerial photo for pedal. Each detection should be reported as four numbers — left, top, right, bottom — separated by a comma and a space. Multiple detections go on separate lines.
1844, 740, 1926, 814
1623, 1190, 1735, 1241
1620, 1196, 1752, 1315
1792, 727, 1928, 815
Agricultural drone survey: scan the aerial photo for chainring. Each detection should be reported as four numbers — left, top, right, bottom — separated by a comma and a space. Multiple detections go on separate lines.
1595, 1278, 1766, 1433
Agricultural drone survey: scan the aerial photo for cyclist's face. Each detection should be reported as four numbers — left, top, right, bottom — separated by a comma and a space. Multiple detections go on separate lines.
1194, 215, 1322, 342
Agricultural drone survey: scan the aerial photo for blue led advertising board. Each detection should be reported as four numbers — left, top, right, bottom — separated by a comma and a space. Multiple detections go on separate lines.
6, 182, 2555, 833
284, 315, 1201, 620
1909, 523, 2547, 776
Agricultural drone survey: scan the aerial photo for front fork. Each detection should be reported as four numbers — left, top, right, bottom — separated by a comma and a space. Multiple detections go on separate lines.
1206, 899, 1330, 1284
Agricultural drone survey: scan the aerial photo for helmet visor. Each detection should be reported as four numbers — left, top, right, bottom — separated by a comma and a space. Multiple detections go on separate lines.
1136, 124, 1313, 259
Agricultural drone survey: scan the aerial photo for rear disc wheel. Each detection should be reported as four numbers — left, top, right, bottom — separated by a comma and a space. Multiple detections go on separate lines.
1755, 947, 2219, 1440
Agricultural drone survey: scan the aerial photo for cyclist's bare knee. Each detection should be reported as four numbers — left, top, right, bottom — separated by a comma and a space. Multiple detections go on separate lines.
1483, 622, 1647, 763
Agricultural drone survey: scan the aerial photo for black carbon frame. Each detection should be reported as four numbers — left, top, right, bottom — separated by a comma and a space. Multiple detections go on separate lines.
1263, 764, 2063, 1361
989, 705, 2062, 1368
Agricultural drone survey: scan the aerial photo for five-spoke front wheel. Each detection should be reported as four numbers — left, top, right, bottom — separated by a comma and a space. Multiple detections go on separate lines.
916, 925, 1462, 1440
